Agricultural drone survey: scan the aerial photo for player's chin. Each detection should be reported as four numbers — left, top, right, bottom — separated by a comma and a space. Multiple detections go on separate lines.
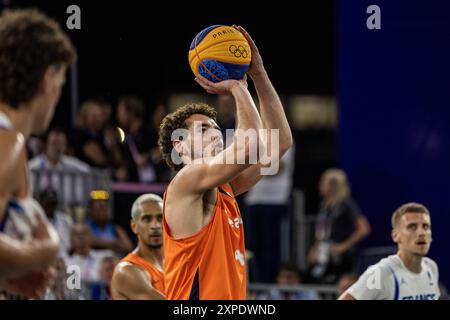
413, 246, 430, 256
150, 242, 163, 249
148, 237, 163, 247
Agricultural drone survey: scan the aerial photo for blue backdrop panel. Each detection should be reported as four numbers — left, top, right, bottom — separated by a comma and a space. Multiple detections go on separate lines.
338, 0, 450, 287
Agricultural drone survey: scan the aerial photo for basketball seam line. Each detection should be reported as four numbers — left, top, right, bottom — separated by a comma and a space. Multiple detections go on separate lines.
189, 37, 249, 65
193, 30, 222, 82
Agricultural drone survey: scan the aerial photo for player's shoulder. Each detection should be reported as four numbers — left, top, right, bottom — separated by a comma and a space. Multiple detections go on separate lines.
168, 167, 188, 190
168, 165, 208, 196
172, 164, 200, 183
113, 261, 151, 283
367, 255, 400, 276
0, 130, 26, 178
0, 129, 26, 155
422, 257, 439, 275
422, 256, 438, 266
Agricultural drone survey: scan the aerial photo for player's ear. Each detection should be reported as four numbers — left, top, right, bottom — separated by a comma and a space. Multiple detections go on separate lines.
130, 219, 138, 235
39, 65, 58, 95
173, 140, 184, 157
391, 228, 399, 243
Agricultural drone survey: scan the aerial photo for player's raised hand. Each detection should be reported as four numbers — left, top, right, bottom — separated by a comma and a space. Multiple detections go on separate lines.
233, 25, 265, 77
195, 74, 248, 95
3, 267, 56, 299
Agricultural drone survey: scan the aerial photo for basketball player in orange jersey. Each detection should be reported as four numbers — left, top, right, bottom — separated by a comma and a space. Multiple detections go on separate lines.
111, 194, 165, 300
0, 9, 76, 298
158, 25, 292, 300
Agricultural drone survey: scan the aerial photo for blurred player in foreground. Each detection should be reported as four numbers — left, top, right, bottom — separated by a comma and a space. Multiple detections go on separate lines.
0, 9, 76, 298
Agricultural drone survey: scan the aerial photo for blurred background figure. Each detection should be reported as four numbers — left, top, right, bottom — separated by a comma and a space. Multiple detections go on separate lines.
116, 96, 156, 183
27, 135, 45, 158
65, 223, 116, 299
149, 103, 172, 182
307, 168, 371, 284
65, 223, 109, 283
99, 256, 118, 286
44, 258, 78, 300
98, 98, 114, 129
258, 263, 320, 300
29, 127, 91, 208
37, 188, 73, 259
91, 255, 119, 300
72, 100, 123, 172
244, 146, 295, 283
86, 191, 133, 256
336, 273, 358, 298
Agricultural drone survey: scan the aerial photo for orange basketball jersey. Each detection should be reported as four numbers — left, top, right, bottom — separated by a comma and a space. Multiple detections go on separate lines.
163, 183, 246, 300
121, 253, 165, 295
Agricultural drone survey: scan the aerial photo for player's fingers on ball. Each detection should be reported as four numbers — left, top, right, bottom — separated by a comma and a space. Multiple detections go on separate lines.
237, 25, 251, 39
195, 79, 213, 92
238, 26, 258, 50
197, 74, 215, 86
194, 77, 207, 88
196, 77, 217, 92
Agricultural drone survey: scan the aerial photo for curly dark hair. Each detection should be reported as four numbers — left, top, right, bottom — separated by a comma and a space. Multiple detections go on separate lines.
158, 103, 217, 171
0, 9, 76, 108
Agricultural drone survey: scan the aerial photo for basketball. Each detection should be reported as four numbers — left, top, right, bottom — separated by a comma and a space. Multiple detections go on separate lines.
188, 25, 252, 83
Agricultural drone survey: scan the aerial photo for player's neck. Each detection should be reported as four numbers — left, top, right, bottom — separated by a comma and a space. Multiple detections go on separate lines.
135, 243, 163, 267
0, 102, 34, 138
398, 251, 422, 273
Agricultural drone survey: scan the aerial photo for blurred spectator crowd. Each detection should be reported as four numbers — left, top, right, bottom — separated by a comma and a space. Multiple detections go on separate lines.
3, 95, 445, 300
19, 95, 173, 300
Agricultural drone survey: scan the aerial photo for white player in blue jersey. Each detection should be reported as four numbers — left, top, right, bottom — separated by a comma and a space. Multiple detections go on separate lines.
0, 9, 76, 298
339, 202, 440, 300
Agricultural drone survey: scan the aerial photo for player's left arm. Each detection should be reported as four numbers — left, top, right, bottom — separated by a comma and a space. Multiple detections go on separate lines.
229, 26, 293, 196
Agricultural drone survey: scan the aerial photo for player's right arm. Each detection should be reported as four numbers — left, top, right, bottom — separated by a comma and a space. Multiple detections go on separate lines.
0, 131, 27, 215
0, 133, 60, 280
0, 215, 60, 279
175, 78, 263, 195
111, 262, 165, 300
